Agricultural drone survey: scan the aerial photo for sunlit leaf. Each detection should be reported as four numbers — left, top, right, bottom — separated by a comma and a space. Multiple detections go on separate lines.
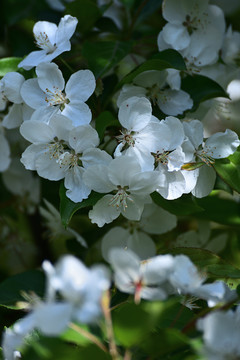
0, 57, 22, 77
214, 149, 240, 194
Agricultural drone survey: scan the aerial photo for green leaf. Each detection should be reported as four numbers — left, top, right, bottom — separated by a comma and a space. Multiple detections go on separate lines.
0, 57, 22, 77
65, 0, 102, 33
181, 74, 228, 111
167, 247, 240, 279
112, 302, 155, 347
118, 49, 186, 88
60, 325, 92, 346
214, 149, 240, 194
194, 194, 240, 226
22, 336, 111, 360
140, 328, 190, 359
151, 192, 204, 216
82, 41, 132, 79
95, 111, 119, 141
0, 270, 45, 309
59, 183, 104, 227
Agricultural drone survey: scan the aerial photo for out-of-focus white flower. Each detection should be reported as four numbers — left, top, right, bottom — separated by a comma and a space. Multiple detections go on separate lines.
109, 248, 175, 303
101, 201, 177, 261
45, 0, 75, 11
39, 199, 87, 247
197, 306, 240, 359
18, 15, 78, 70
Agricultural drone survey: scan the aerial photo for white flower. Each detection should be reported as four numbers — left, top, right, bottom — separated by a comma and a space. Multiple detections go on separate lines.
0, 122, 11, 172
83, 156, 160, 227
21, 62, 96, 126
45, 0, 75, 11
169, 255, 227, 305
117, 70, 193, 116
114, 96, 162, 171
158, 0, 225, 67
183, 120, 240, 197
59, 124, 111, 202
43, 255, 110, 323
20, 114, 73, 180
222, 26, 240, 65
109, 248, 175, 303
18, 15, 78, 70
197, 307, 240, 359
101, 201, 177, 261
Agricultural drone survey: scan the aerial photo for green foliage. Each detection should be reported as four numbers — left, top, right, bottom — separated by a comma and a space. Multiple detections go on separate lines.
168, 247, 240, 279
65, 0, 102, 33
118, 49, 186, 88
82, 41, 133, 79
181, 74, 229, 111
0, 57, 22, 77
0, 270, 45, 309
214, 149, 240, 193
59, 183, 104, 227
95, 111, 119, 141
151, 192, 204, 216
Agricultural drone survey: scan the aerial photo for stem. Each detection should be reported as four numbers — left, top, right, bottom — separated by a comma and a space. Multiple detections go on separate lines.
101, 290, 120, 360
69, 322, 108, 353
60, 57, 74, 73
124, 349, 132, 360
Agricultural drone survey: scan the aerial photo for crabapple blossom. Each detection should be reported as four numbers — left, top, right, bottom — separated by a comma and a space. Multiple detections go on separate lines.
114, 96, 163, 171
109, 248, 175, 303
197, 307, 240, 359
20, 114, 74, 180
182, 120, 240, 197
83, 156, 161, 227
0, 123, 11, 172
222, 26, 240, 65
158, 0, 225, 68
18, 15, 78, 70
117, 70, 193, 116
20, 62, 96, 126
101, 202, 177, 261
42, 255, 110, 323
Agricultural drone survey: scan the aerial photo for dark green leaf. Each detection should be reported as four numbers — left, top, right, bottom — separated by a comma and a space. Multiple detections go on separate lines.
0, 270, 45, 309
181, 74, 228, 111
167, 247, 240, 279
95, 111, 119, 141
82, 41, 132, 79
0, 57, 22, 77
95, 17, 119, 33
118, 49, 186, 88
140, 328, 190, 359
194, 194, 240, 226
151, 192, 204, 216
59, 183, 104, 227
65, 0, 102, 33
214, 149, 240, 194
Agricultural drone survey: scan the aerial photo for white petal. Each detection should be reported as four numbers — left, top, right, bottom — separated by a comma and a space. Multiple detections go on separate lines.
20, 120, 54, 143
56, 15, 78, 45
20, 78, 45, 109
158, 89, 193, 116
64, 167, 91, 203
20, 143, 46, 170
2, 72, 25, 103
117, 84, 146, 107
69, 125, 99, 153
108, 156, 141, 187
89, 195, 120, 227
162, 23, 190, 50
66, 70, 96, 102
36, 62, 65, 92
101, 227, 129, 262
83, 164, 115, 193
62, 102, 92, 126
0, 132, 10, 172
35, 151, 65, 180
49, 114, 73, 141
183, 120, 203, 149
140, 203, 177, 234
118, 96, 152, 131
33, 20, 57, 45
204, 129, 240, 159
191, 165, 216, 198
2, 104, 23, 129
82, 148, 112, 168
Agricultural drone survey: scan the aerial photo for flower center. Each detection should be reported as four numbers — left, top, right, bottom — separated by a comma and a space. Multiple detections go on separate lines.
153, 150, 170, 166
47, 140, 64, 161
109, 186, 133, 211
196, 149, 215, 166
182, 14, 199, 35
34, 32, 56, 54
116, 130, 135, 147
44, 87, 69, 109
